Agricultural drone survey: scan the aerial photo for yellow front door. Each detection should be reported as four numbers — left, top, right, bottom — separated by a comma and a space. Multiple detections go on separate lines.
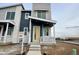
33, 26, 40, 43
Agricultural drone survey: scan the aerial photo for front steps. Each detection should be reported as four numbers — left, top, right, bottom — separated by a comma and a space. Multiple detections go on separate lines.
29, 45, 41, 51
27, 44, 41, 55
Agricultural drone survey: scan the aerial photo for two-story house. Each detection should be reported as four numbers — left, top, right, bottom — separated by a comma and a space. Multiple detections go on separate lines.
0, 3, 56, 44
19, 3, 56, 44
0, 4, 24, 43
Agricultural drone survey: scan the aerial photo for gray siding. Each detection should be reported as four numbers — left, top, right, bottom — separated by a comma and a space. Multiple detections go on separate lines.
0, 5, 24, 43
32, 3, 51, 20
0, 7, 16, 20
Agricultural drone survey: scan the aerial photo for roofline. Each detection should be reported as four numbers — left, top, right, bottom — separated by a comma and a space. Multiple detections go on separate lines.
28, 16, 56, 24
0, 3, 25, 10
22, 10, 32, 12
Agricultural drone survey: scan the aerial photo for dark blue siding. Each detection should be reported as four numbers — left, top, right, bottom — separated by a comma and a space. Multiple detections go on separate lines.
19, 11, 31, 31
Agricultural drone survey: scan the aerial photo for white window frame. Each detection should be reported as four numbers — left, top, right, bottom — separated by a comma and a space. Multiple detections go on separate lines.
24, 27, 28, 35
36, 11, 46, 19
5, 11, 15, 20
25, 13, 29, 19
44, 27, 50, 36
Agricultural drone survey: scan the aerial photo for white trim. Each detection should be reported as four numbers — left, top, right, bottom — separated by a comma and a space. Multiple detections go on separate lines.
28, 16, 56, 23
25, 13, 29, 19
0, 20, 15, 25
0, 25, 4, 37
53, 25, 56, 44
36, 11, 37, 17
28, 19, 31, 44
4, 23, 9, 43
4, 11, 8, 20
5, 11, 15, 20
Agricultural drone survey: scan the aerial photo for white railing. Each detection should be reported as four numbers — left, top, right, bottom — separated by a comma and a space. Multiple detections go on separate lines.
24, 35, 29, 43
6, 35, 12, 42
0, 36, 5, 42
0, 35, 12, 43
19, 34, 29, 43
40, 36, 56, 44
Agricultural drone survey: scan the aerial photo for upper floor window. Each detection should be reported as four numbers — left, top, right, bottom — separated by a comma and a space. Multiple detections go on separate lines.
37, 11, 46, 19
25, 13, 29, 19
6, 12, 15, 20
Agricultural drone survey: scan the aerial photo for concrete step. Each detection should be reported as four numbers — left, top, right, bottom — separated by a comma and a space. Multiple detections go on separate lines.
27, 44, 41, 55
27, 51, 41, 55
29, 47, 41, 51
30, 42, 40, 45
30, 45, 40, 48
29, 45, 41, 51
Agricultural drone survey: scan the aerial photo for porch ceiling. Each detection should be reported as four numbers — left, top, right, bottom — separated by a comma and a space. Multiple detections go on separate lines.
28, 16, 56, 26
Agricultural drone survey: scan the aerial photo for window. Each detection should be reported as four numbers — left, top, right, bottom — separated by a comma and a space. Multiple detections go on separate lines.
25, 13, 29, 19
7, 27, 13, 35
6, 12, 15, 20
37, 11, 46, 19
24, 27, 28, 35
44, 27, 49, 36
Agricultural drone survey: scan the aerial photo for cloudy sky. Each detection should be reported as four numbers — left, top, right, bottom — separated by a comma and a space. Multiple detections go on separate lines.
0, 3, 79, 38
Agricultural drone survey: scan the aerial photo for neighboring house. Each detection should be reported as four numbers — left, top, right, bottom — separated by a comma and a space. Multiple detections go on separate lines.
0, 3, 56, 44
0, 4, 24, 43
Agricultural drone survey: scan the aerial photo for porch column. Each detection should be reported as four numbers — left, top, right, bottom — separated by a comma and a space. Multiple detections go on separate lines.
42, 24, 44, 42
0, 26, 3, 37
28, 19, 31, 44
53, 25, 56, 44
4, 23, 9, 43
0, 26, 4, 40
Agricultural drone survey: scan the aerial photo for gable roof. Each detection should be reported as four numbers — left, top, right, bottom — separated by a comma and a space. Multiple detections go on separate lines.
0, 3, 25, 10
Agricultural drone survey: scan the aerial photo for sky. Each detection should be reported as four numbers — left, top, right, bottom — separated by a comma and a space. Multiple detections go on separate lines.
0, 3, 79, 38
52, 3, 79, 38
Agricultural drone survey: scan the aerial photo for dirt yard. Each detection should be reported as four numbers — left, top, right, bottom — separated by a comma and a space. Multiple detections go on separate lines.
0, 43, 30, 55
41, 41, 79, 55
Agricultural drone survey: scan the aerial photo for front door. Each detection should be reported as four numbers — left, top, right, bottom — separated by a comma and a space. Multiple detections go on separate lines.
33, 26, 40, 43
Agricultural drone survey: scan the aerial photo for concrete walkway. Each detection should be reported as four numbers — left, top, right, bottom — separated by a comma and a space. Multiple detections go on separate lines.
27, 51, 41, 55
27, 45, 41, 55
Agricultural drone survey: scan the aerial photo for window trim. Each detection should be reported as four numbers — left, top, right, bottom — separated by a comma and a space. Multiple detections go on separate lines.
36, 11, 46, 19
7, 27, 13, 35
25, 13, 29, 19
44, 27, 50, 36
23, 27, 28, 35
5, 11, 15, 20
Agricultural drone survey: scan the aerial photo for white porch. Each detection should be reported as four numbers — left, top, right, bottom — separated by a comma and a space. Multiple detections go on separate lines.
28, 16, 56, 44
0, 20, 15, 43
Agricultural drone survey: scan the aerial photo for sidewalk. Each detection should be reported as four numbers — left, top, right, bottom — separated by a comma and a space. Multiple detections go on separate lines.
27, 51, 41, 55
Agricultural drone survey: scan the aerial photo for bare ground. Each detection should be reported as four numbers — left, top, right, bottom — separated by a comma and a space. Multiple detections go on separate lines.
41, 41, 79, 55
0, 43, 30, 55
